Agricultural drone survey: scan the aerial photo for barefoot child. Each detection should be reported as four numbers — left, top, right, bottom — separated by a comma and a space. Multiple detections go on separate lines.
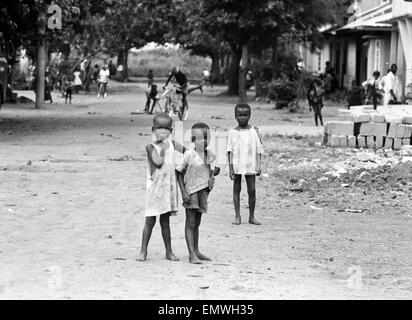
227, 104, 264, 225
137, 113, 185, 262
176, 123, 220, 264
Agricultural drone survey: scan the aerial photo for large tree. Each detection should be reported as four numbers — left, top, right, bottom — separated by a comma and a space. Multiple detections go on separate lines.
181, 0, 351, 101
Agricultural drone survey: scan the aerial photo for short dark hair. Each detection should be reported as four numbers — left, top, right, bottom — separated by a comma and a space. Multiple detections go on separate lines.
191, 122, 210, 141
153, 113, 172, 126
235, 103, 251, 113
373, 71, 380, 77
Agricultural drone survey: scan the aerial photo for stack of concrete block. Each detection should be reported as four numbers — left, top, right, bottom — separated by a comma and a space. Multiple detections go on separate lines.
324, 105, 412, 150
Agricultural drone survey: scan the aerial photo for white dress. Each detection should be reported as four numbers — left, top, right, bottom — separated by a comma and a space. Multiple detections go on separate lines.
227, 127, 264, 175
73, 71, 82, 86
145, 139, 178, 217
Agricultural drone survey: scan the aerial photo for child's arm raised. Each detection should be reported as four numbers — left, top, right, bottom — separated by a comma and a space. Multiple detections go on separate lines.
172, 140, 186, 154
146, 143, 166, 176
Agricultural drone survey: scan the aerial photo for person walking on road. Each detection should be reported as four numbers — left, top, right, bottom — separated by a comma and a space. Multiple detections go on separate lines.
97, 65, 110, 98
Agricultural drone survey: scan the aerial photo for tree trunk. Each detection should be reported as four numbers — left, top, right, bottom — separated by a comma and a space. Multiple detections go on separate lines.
238, 43, 249, 103
271, 40, 279, 80
228, 48, 241, 96
35, 6, 47, 109
255, 78, 263, 99
123, 49, 129, 81
210, 52, 220, 84
117, 47, 129, 82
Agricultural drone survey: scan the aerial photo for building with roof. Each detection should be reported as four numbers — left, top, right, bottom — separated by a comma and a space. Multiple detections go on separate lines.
303, 0, 412, 98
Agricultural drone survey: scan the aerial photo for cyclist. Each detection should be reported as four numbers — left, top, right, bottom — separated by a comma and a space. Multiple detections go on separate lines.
164, 67, 202, 111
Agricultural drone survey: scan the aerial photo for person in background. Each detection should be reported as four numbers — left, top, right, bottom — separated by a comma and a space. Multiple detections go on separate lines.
145, 84, 159, 114
73, 67, 83, 94
345, 80, 364, 109
97, 65, 110, 98
380, 64, 402, 105
108, 60, 116, 77
307, 77, 326, 126
201, 69, 212, 88
147, 69, 154, 88
44, 72, 53, 104
362, 71, 382, 109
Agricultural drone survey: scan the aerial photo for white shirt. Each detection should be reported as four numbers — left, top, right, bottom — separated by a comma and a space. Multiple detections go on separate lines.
380, 72, 402, 105
227, 127, 264, 175
99, 69, 110, 83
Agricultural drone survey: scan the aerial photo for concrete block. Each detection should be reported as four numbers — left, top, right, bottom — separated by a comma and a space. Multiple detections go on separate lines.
338, 109, 351, 115
385, 116, 403, 124
387, 123, 398, 138
366, 136, 375, 149
402, 138, 411, 146
357, 136, 366, 148
403, 116, 412, 124
338, 114, 354, 121
339, 135, 348, 148
325, 121, 354, 136
349, 106, 366, 112
353, 114, 371, 123
330, 135, 340, 148
350, 106, 374, 112
372, 114, 386, 123
375, 136, 384, 149
348, 135, 357, 148
394, 139, 402, 150
322, 133, 330, 146
400, 124, 412, 139
395, 124, 406, 138
360, 122, 388, 137
384, 137, 394, 149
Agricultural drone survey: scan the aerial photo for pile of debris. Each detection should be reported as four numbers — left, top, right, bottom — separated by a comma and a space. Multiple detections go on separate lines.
323, 105, 412, 150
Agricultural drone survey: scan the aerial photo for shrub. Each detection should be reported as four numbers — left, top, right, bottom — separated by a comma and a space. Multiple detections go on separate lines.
267, 79, 298, 109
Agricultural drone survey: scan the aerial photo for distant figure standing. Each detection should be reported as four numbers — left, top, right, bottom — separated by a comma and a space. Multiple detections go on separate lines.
73, 68, 82, 93
97, 65, 110, 98
345, 80, 364, 109
201, 69, 212, 88
108, 60, 116, 77
62, 74, 73, 104
325, 61, 337, 94
307, 77, 325, 126
380, 64, 402, 105
362, 71, 382, 109
147, 69, 154, 88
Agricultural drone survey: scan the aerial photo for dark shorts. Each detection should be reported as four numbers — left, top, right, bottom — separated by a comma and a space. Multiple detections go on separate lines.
183, 188, 209, 213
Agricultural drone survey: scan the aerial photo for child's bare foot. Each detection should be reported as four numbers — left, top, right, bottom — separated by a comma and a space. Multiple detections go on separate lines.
196, 252, 212, 261
249, 217, 261, 225
137, 251, 147, 261
166, 252, 180, 261
232, 217, 241, 225
189, 255, 203, 264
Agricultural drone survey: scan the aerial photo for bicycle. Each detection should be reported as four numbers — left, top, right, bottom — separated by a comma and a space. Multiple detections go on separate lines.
162, 85, 189, 121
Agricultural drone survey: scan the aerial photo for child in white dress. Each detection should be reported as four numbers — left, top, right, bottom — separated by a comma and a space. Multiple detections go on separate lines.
227, 104, 264, 226
137, 113, 185, 262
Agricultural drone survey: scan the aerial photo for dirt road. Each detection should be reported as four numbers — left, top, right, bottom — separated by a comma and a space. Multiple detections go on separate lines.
1, 84, 411, 299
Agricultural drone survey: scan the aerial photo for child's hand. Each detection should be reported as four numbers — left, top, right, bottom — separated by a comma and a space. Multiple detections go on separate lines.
182, 189, 191, 203
213, 167, 220, 177
229, 167, 235, 181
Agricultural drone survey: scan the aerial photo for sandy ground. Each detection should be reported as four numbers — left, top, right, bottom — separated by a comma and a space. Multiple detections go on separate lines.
1, 83, 411, 300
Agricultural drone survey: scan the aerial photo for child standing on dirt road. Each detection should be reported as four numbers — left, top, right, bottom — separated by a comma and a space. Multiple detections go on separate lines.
227, 104, 264, 226
176, 123, 220, 264
137, 113, 185, 262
